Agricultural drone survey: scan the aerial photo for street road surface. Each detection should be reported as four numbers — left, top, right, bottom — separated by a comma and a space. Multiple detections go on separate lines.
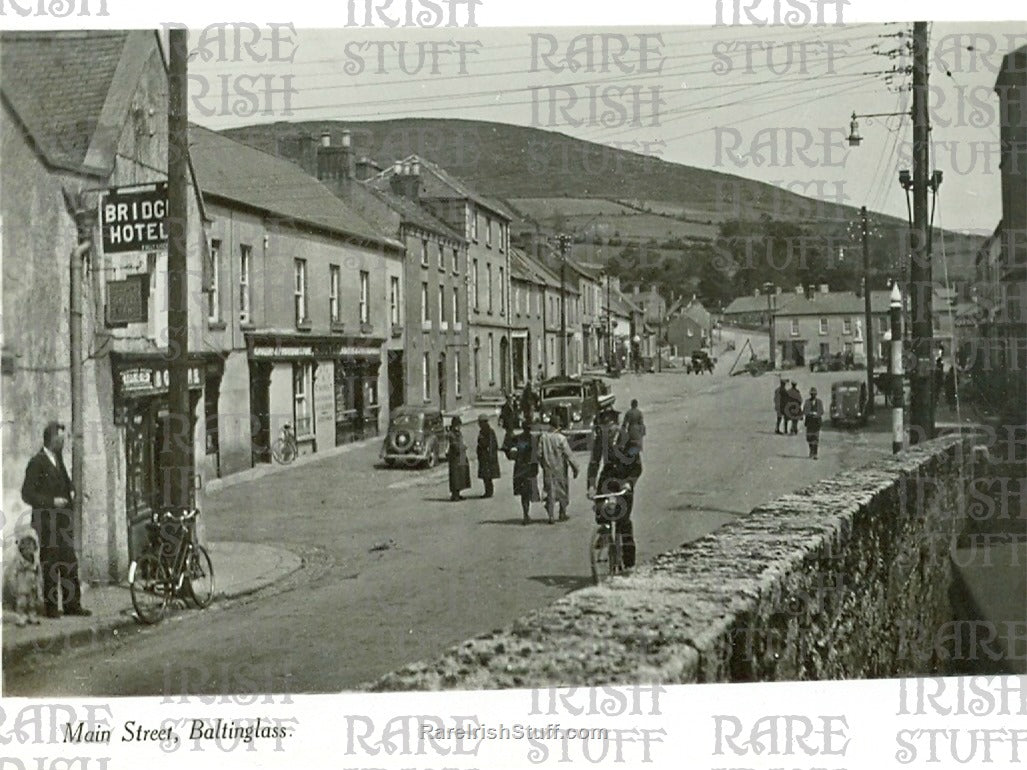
4, 359, 893, 696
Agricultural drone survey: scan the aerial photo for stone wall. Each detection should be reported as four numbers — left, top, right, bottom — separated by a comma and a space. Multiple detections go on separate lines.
368, 434, 979, 691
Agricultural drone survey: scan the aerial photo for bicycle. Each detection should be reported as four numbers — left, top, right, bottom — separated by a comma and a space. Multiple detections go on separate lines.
271, 422, 297, 464
129, 507, 215, 625
588, 483, 632, 585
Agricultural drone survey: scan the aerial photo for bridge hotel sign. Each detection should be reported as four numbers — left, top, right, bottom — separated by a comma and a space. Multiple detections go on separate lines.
100, 182, 168, 326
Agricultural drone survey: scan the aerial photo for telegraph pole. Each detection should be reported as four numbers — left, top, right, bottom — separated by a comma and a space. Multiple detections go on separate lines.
167, 28, 191, 509
862, 206, 875, 413
558, 233, 569, 377
890, 282, 905, 454
909, 20, 934, 443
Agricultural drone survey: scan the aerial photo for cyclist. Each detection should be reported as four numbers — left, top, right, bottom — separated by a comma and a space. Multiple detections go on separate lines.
586, 405, 643, 569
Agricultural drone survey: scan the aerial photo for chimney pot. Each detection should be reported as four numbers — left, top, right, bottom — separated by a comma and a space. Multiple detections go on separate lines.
393, 161, 403, 175
320, 131, 331, 148
341, 130, 351, 148
411, 159, 420, 175
402, 161, 411, 175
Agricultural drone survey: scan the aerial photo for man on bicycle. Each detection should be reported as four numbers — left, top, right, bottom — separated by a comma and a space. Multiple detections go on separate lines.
586, 405, 643, 569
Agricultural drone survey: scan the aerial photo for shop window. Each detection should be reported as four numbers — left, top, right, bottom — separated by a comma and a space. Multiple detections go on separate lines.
239, 244, 251, 324
294, 363, 313, 437
294, 259, 308, 325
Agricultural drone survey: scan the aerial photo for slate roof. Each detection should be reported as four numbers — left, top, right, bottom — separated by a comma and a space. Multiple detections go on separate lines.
772, 290, 892, 316
1, 30, 130, 174
189, 124, 402, 250
723, 294, 796, 315
364, 185, 465, 242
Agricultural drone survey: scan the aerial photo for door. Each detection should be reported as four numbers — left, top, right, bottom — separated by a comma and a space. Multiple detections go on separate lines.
125, 399, 155, 561
438, 353, 447, 410
250, 361, 272, 465
500, 336, 510, 390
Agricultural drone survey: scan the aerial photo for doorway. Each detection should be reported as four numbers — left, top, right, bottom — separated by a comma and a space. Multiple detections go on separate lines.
388, 350, 405, 410
249, 361, 272, 465
500, 336, 509, 391
438, 353, 447, 410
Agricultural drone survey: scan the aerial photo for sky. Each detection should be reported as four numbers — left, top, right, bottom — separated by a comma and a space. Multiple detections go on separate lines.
183, 19, 1024, 236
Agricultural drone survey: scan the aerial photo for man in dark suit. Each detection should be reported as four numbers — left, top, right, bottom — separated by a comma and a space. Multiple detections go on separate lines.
20, 421, 90, 618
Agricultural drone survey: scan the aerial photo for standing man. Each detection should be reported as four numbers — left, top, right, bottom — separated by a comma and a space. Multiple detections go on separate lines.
774, 379, 788, 434
521, 380, 536, 425
476, 414, 501, 498
446, 416, 471, 501
503, 423, 541, 525
786, 381, 803, 434
499, 393, 517, 438
622, 398, 646, 450
20, 421, 91, 618
539, 415, 579, 524
802, 387, 825, 459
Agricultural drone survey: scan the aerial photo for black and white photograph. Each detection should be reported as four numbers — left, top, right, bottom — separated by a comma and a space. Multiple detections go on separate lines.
0, 0, 1024, 766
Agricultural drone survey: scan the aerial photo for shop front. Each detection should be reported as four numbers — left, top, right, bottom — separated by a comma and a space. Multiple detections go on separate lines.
246, 334, 383, 464
112, 353, 220, 561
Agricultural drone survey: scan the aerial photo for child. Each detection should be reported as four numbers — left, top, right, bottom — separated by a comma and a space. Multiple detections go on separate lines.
12, 529, 43, 626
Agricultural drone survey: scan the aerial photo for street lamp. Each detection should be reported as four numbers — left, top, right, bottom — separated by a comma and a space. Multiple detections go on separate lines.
847, 110, 909, 147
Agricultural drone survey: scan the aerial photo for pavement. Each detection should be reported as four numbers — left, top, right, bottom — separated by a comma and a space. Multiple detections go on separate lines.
2, 541, 302, 665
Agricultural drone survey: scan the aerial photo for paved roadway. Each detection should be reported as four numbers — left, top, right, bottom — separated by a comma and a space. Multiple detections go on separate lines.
4, 351, 894, 697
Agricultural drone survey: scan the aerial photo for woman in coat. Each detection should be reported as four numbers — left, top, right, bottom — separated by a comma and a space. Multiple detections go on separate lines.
446, 416, 471, 501
503, 425, 540, 524
476, 414, 502, 498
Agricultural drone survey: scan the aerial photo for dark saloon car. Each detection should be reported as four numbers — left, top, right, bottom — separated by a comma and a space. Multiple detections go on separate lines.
380, 406, 449, 468
538, 376, 615, 449
829, 379, 869, 427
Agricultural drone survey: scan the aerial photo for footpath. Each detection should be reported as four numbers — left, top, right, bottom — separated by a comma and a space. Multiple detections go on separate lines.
2, 541, 302, 664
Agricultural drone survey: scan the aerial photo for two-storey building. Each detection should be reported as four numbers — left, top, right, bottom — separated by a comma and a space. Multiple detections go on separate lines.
188, 125, 405, 478
770, 288, 892, 367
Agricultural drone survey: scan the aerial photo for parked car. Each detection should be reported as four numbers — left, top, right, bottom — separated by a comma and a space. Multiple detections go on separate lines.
830, 379, 869, 427
380, 406, 449, 468
689, 349, 715, 374
809, 352, 855, 373
538, 376, 615, 449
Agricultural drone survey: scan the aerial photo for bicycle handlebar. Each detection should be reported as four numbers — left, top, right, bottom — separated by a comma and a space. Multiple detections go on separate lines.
591, 487, 630, 501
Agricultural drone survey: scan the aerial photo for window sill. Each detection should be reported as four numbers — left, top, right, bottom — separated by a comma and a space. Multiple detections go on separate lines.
453, 322, 463, 332
330, 321, 346, 333
421, 321, 433, 331
440, 322, 449, 331
296, 321, 312, 332
359, 322, 374, 335
391, 324, 403, 338
208, 320, 227, 331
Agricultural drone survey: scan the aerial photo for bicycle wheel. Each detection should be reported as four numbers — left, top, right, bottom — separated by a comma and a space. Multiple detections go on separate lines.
271, 439, 295, 464
590, 530, 609, 585
129, 553, 170, 625
186, 545, 215, 609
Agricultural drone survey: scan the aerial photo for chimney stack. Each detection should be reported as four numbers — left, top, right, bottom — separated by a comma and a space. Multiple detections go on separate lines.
316, 128, 356, 184
320, 131, 331, 148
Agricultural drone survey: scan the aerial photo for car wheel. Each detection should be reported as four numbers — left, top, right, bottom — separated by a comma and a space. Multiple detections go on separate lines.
383, 458, 395, 468
425, 445, 437, 468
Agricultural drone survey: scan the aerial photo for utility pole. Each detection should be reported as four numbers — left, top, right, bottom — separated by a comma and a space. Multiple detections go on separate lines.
167, 28, 191, 510
763, 282, 776, 368
890, 282, 905, 454
909, 20, 934, 443
861, 205, 875, 413
558, 233, 569, 377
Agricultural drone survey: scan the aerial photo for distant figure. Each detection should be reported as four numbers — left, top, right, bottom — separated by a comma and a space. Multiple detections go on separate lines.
588, 406, 643, 569
803, 387, 825, 459
786, 382, 802, 434
522, 380, 537, 424
446, 416, 471, 501
499, 392, 518, 436
503, 424, 541, 525
538, 414, 579, 524
774, 379, 788, 434
476, 414, 501, 499
622, 398, 646, 450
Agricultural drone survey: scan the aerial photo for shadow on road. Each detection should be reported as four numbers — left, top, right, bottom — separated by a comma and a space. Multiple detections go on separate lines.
479, 517, 549, 526
528, 575, 594, 592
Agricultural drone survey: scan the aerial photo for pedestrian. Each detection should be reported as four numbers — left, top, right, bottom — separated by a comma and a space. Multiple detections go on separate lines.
521, 380, 536, 425
499, 392, 518, 437
20, 421, 91, 618
539, 414, 579, 524
802, 387, 825, 459
476, 414, 501, 498
503, 424, 540, 524
446, 416, 471, 501
786, 381, 802, 434
622, 398, 646, 450
774, 379, 788, 434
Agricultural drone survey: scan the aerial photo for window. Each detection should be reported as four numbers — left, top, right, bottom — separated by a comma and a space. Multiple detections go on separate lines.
472, 259, 479, 311
422, 353, 431, 401
454, 353, 462, 398
293, 363, 313, 436
452, 247, 459, 273
359, 270, 369, 324
329, 264, 340, 323
819, 317, 828, 335
687, 327, 694, 338
294, 259, 307, 325
208, 240, 221, 322
452, 286, 460, 325
238, 244, 251, 324
390, 276, 400, 326
438, 242, 445, 270
878, 316, 887, 334
499, 223, 505, 253
421, 239, 429, 267
843, 317, 852, 335
438, 284, 446, 326
791, 318, 800, 336
471, 209, 478, 241
488, 333, 495, 384
486, 217, 493, 248
487, 264, 494, 313
499, 267, 505, 315
421, 282, 430, 324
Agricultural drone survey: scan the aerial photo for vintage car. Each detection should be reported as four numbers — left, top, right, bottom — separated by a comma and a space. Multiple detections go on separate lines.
379, 406, 449, 468
829, 379, 869, 427
538, 376, 615, 448
687, 349, 715, 374
810, 352, 857, 373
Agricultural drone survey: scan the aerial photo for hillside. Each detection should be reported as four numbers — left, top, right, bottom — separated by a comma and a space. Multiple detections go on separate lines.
220, 118, 983, 298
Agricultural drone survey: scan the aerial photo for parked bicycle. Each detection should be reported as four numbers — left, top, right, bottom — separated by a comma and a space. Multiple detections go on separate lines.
271, 423, 297, 464
588, 483, 632, 585
129, 507, 215, 625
